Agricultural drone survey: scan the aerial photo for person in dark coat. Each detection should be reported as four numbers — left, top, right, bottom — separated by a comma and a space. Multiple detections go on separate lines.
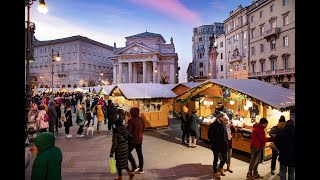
274, 120, 295, 180
47, 101, 57, 134
208, 113, 228, 179
31, 132, 62, 180
110, 120, 134, 180
180, 106, 190, 144
189, 109, 202, 148
127, 107, 145, 174
54, 101, 61, 134
64, 106, 73, 138
107, 102, 118, 131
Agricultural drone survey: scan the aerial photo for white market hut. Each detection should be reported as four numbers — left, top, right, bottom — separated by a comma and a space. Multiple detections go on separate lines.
109, 83, 177, 128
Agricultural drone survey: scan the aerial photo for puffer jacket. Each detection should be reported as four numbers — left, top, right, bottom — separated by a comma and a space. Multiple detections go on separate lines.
251, 123, 273, 149
36, 110, 49, 129
31, 132, 62, 180
110, 125, 129, 169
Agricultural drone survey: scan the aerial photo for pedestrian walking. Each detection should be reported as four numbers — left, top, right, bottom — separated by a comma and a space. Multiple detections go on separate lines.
180, 106, 190, 145
76, 104, 85, 137
127, 107, 145, 174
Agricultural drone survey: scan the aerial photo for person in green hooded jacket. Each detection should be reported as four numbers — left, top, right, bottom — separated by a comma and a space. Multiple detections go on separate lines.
31, 132, 62, 180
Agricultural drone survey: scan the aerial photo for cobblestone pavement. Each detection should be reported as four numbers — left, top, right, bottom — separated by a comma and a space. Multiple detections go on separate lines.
25, 114, 281, 180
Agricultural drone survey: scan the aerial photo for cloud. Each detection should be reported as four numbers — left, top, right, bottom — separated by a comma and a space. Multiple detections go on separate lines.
127, 0, 201, 25
30, 11, 126, 47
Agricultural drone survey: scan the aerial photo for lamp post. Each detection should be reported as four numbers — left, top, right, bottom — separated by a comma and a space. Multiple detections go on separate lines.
50, 48, 60, 95
25, 0, 47, 115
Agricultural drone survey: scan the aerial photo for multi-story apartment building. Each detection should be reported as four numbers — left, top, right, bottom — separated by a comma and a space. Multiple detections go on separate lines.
216, 33, 227, 79
247, 0, 295, 89
110, 31, 179, 84
224, 5, 250, 79
190, 23, 224, 82
31, 35, 114, 88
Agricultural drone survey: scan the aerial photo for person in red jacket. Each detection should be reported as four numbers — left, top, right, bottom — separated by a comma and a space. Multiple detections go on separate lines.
246, 118, 274, 180
127, 107, 145, 174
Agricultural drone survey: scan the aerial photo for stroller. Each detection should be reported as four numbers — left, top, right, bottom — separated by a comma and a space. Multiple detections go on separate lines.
26, 110, 39, 142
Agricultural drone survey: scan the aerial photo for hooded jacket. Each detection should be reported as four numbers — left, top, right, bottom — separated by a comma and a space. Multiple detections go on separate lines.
31, 132, 62, 180
251, 123, 273, 149
110, 125, 129, 169
274, 123, 295, 166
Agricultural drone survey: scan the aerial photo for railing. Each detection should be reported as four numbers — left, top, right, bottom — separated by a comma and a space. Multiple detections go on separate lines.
229, 55, 243, 63
264, 28, 280, 37
248, 68, 295, 77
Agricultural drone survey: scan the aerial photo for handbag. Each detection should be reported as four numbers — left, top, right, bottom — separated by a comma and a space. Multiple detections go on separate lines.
109, 157, 117, 174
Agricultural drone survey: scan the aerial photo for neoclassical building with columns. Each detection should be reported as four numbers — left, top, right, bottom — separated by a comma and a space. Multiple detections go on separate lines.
110, 31, 179, 84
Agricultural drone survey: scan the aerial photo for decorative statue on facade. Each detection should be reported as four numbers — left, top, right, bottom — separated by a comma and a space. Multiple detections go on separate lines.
170, 37, 173, 44
233, 47, 239, 56
209, 33, 215, 47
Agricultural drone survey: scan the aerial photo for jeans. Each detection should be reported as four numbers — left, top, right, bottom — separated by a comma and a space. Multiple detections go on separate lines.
226, 148, 232, 165
213, 150, 227, 173
128, 143, 144, 171
247, 147, 262, 175
182, 130, 190, 142
77, 125, 84, 135
280, 164, 295, 180
271, 150, 279, 171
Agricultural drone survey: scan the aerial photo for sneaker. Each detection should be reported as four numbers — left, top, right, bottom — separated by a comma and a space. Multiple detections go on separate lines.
78, 134, 85, 137
67, 134, 72, 138
136, 170, 144, 174
132, 168, 140, 173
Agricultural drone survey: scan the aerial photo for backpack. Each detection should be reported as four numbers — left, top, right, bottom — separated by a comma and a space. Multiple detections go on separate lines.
43, 114, 50, 122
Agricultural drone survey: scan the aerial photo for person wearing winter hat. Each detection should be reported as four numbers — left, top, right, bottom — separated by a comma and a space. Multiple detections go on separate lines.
75, 104, 85, 137
180, 106, 190, 145
64, 106, 73, 138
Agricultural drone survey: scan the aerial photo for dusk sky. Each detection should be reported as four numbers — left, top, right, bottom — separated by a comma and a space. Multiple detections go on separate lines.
28, 0, 253, 82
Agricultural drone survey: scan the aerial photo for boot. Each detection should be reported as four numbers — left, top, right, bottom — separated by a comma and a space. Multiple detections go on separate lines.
128, 171, 134, 180
218, 167, 225, 176
188, 137, 192, 147
114, 176, 123, 180
192, 138, 197, 148
213, 173, 221, 180
227, 164, 233, 173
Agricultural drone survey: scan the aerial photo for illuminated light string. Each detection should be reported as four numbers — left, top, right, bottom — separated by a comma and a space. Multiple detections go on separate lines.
176, 82, 294, 112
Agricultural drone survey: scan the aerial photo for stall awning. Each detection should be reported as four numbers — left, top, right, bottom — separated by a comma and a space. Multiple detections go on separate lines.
171, 82, 202, 91
110, 83, 177, 99
176, 79, 295, 111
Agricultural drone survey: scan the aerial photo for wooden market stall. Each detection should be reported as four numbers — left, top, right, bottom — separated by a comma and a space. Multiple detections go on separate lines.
175, 79, 295, 160
109, 83, 176, 129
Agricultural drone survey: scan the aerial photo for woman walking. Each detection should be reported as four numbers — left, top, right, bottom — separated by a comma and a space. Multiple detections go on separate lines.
110, 120, 134, 180
64, 105, 73, 138
189, 109, 202, 148
96, 101, 105, 133
76, 104, 85, 137
223, 115, 237, 173
35, 105, 49, 133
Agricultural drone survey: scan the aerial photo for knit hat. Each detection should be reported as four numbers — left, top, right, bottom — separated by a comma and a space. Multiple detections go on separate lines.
182, 106, 189, 113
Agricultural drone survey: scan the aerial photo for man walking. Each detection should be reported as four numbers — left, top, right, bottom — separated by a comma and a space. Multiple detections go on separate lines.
47, 101, 57, 134
208, 113, 228, 179
127, 107, 145, 174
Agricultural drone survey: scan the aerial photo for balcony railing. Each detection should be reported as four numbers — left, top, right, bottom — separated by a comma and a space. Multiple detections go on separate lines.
264, 28, 281, 41
248, 68, 295, 77
229, 55, 244, 63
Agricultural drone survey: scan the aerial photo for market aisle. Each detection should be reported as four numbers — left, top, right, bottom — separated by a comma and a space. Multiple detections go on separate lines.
25, 115, 281, 180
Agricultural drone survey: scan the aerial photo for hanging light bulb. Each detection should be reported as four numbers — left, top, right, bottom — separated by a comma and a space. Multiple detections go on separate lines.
210, 101, 213, 105
229, 100, 235, 105
203, 100, 208, 106
244, 105, 249, 110
246, 100, 253, 107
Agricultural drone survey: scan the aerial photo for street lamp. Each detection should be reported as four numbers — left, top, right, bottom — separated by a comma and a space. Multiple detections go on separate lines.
229, 68, 235, 79
51, 48, 60, 94
25, 0, 47, 116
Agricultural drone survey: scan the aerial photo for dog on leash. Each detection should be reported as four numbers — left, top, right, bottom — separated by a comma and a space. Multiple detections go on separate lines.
85, 126, 95, 136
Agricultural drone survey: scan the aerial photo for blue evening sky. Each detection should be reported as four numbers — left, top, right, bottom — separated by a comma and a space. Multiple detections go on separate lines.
27, 0, 253, 82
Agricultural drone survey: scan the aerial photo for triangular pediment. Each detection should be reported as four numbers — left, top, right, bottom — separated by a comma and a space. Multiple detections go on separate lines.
115, 42, 157, 55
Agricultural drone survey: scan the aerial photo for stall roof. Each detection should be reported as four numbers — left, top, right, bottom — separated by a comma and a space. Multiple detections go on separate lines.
176, 79, 295, 110
110, 83, 177, 99
171, 82, 202, 91
163, 84, 178, 91
101, 85, 115, 95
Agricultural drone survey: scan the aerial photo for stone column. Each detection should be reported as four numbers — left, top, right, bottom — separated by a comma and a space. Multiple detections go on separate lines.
113, 64, 117, 84
133, 63, 137, 83
153, 61, 157, 83
157, 62, 161, 83
143, 61, 147, 83
118, 62, 123, 83
128, 62, 132, 83
169, 63, 175, 84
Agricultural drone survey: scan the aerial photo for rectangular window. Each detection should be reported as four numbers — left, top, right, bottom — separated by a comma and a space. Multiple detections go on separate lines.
221, 65, 223, 72
283, 0, 288, 6
260, 10, 263, 18
251, 46, 255, 55
243, 15, 246, 23
271, 61, 276, 70
261, 62, 265, 71
228, 39, 231, 45
73, 63, 77, 70
82, 63, 86, 70
220, 41, 223, 48
199, 71, 203, 77
283, 15, 289, 26
199, 62, 203, 68
199, 37, 202, 42
67, 64, 71, 70
221, 53, 223, 59
82, 52, 85, 60
163, 64, 167, 73
260, 25, 265, 35
283, 36, 289, 47
251, 15, 254, 23
243, 63, 246, 70
271, 40, 276, 50
243, 31, 247, 39
252, 64, 255, 73
270, 4, 274, 12
284, 58, 289, 69
251, 28, 256, 39
260, 44, 264, 53
271, 21, 276, 29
